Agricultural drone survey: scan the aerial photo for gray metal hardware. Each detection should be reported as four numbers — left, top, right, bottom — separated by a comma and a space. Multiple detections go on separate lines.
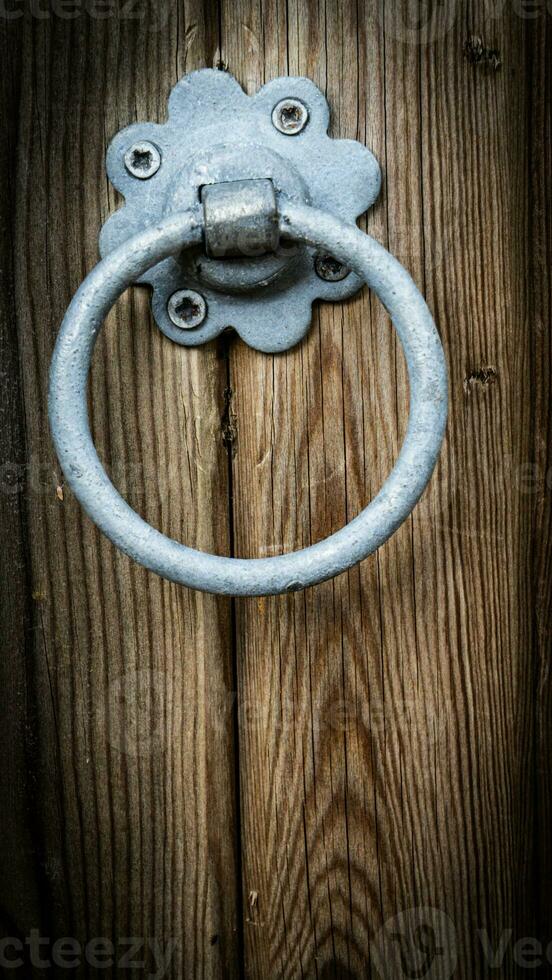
123, 140, 161, 180
99, 69, 381, 353
271, 97, 309, 135
167, 288, 207, 330
49, 70, 448, 596
202, 178, 279, 259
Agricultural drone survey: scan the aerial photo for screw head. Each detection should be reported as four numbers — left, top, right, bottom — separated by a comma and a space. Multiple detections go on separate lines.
315, 253, 350, 282
167, 289, 207, 330
124, 141, 161, 179
272, 98, 309, 136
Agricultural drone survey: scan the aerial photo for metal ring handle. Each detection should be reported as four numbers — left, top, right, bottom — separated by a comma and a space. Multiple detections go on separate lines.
49, 200, 447, 596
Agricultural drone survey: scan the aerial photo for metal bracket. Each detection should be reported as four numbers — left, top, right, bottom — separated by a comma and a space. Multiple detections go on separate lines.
99, 69, 381, 353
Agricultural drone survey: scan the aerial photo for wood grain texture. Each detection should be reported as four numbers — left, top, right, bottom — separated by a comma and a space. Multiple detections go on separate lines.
528, 6, 552, 955
3, 2, 240, 976
0, 0, 550, 978
0, 17, 50, 968
223, 1, 551, 977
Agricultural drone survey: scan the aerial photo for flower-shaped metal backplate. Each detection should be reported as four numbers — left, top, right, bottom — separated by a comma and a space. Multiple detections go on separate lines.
99, 69, 381, 353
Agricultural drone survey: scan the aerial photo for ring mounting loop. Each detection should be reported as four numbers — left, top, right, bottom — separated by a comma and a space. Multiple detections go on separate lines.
202, 178, 279, 258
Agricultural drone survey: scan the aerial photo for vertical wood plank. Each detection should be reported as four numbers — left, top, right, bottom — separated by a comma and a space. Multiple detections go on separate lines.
0, 19, 50, 968
8, 2, 240, 975
223, 1, 550, 976
223, 2, 395, 974
528, 6, 552, 956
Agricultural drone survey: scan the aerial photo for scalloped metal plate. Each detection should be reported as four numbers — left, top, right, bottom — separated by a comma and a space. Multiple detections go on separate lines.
99, 69, 381, 353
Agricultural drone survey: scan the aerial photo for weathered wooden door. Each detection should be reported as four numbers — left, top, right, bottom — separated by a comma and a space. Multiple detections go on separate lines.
1, 1, 550, 977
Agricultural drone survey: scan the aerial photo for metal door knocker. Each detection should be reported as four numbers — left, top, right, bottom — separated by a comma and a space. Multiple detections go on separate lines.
49, 69, 447, 596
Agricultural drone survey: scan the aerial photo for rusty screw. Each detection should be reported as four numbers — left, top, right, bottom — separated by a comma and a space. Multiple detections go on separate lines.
167, 289, 207, 330
315, 252, 350, 282
272, 98, 309, 136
